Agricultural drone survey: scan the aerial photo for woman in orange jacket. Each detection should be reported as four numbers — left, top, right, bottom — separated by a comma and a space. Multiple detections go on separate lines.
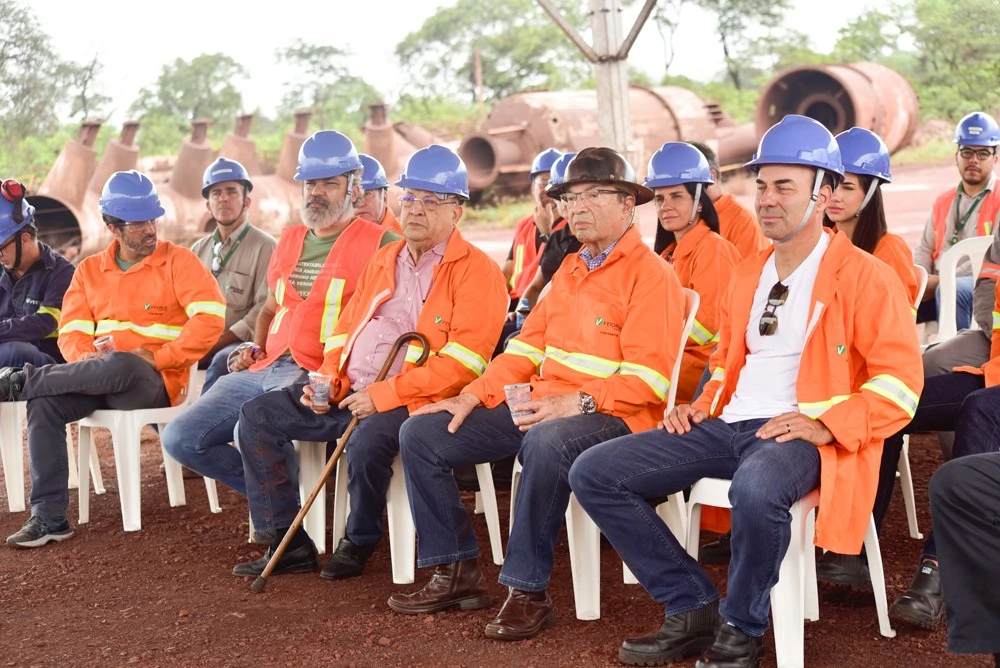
649, 142, 741, 403
824, 128, 921, 310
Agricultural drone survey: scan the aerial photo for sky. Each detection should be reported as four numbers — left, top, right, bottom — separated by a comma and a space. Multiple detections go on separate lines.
30, 0, 877, 126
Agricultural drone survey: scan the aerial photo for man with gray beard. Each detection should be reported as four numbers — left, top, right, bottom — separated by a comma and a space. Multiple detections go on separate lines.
161, 131, 399, 515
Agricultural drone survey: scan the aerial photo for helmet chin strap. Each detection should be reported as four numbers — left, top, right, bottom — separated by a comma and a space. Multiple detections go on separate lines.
687, 183, 703, 226
854, 179, 880, 218
775, 168, 825, 245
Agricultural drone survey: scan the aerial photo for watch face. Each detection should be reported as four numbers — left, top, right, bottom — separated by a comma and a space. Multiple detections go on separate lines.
580, 393, 597, 414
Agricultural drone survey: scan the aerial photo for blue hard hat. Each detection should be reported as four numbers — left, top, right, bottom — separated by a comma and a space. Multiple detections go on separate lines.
835, 128, 892, 183
395, 145, 470, 199
294, 130, 363, 181
0, 180, 35, 241
99, 170, 165, 222
745, 115, 844, 177
645, 142, 715, 188
530, 148, 562, 180
954, 112, 1000, 147
546, 152, 577, 190
202, 157, 253, 199
359, 154, 390, 191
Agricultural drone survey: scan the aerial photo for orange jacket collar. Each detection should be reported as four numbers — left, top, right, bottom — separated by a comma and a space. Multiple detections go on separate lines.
566, 224, 644, 275
99, 238, 169, 272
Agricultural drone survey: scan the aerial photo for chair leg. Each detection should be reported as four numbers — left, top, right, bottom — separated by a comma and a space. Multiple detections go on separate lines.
566, 494, 601, 621
89, 439, 105, 495
111, 419, 143, 532
0, 403, 26, 512
294, 441, 327, 555
769, 499, 808, 668
386, 456, 415, 584
898, 436, 923, 539
804, 509, 819, 622
160, 427, 188, 508
66, 424, 79, 491
863, 515, 896, 638
204, 477, 221, 513
508, 460, 522, 536
475, 462, 504, 565
686, 503, 704, 561
77, 425, 93, 525
331, 458, 349, 547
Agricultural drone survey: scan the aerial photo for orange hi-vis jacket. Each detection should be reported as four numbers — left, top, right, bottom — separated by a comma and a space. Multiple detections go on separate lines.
320, 228, 508, 412
659, 222, 742, 403
507, 215, 539, 298
873, 232, 920, 313
955, 279, 1000, 386
930, 187, 1000, 263
693, 229, 923, 553
510, 218, 567, 300
715, 193, 769, 259
58, 240, 225, 406
380, 207, 403, 235
466, 225, 687, 434
255, 219, 384, 373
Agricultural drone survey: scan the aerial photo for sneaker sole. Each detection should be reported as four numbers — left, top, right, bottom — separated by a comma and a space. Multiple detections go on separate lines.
888, 604, 943, 631
387, 594, 493, 615
618, 635, 714, 666
484, 610, 557, 641
7, 530, 74, 549
232, 560, 318, 578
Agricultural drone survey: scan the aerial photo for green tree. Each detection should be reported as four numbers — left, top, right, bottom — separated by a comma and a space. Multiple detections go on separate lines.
694, 0, 791, 90
129, 54, 246, 125
63, 54, 112, 120
395, 0, 590, 103
832, 7, 906, 63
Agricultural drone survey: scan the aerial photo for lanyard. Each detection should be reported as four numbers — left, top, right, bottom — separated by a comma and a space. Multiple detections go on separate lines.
950, 186, 988, 245
212, 224, 250, 276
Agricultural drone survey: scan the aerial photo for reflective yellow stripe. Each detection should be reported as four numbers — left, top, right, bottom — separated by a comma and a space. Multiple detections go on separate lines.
405, 344, 437, 365
986, 221, 994, 236
911, 306, 918, 320
688, 318, 719, 346
511, 245, 524, 288
319, 278, 346, 344
60, 319, 96, 336
620, 361, 670, 400
269, 307, 289, 335
95, 319, 183, 341
505, 339, 544, 366
37, 306, 61, 338
993, 310, 1000, 331
275, 278, 286, 306
861, 374, 919, 419
323, 333, 348, 354
544, 346, 620, 378
708, 367, 725, 414
440, 342, 487, 376
186, 301, 226, 319
799, 395, 851, 419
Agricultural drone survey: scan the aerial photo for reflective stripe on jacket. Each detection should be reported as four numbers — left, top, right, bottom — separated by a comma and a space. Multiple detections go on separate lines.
955, 279, 1000, 386
0, 242, 75, 361
507, 215, 541, 298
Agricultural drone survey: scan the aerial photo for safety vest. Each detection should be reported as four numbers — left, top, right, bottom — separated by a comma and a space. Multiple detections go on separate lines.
254, 219, 384, 372
930, 187, 1000, 262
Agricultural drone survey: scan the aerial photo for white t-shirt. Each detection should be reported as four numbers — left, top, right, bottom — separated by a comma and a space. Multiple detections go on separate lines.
721, 233, 830, 423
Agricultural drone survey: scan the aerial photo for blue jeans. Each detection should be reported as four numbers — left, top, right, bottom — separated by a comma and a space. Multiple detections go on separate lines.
201, 342, 241, 395
569, 417, 820, 637
160, 356, 306, 495
399, 406, 630, 590
0, 341, 56, 368
237, 383, 410, 543
916, 275, 973, 330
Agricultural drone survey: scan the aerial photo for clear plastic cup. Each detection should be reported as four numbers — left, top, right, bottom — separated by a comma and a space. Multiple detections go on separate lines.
504, 383, 533, 420
94, 335, 116, 355
309, 372, 333, 409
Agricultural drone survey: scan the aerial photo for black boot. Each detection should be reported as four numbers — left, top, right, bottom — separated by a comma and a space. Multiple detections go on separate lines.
696, 623, 764, 668
815, 552, 872, 590
700, 532, 732, 564
888, 558, 945, 630
321, 537, 378, 580
619, 600, 720, 665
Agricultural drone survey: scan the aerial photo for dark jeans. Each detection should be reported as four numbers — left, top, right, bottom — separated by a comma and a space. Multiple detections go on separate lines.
930, 453, 1000, 654
399, 406, 630, 591
569, 417, 820, 637
0, 341, 56, 368
201, 342, 241, 395
20, 352, 170, 519
873, 372, 986, 558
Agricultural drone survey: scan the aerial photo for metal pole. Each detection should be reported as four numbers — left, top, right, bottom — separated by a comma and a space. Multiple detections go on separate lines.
589, 0, 631, 155
536, 0, 599, 63
617, 0, 658, 60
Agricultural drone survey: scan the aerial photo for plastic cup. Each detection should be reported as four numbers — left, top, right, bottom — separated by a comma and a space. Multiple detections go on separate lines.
309, 372, 333, 409
504, 383, 533, 420
94, 335, 116, 355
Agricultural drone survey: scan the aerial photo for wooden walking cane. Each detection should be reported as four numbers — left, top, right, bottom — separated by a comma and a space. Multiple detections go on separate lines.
251, 331, 431, 592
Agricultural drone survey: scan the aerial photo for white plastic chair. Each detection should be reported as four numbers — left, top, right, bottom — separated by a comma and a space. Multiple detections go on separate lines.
291, 440, 330, 555
77, 366, 222, 531
686, 479, 894, 668
936, 235, 992, 342
895, 264, 928, 540
490, 288, 700, 620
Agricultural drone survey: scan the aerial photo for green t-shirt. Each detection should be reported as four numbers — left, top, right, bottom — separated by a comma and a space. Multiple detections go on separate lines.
115, 252, 141, 271
287, 228, 400, 297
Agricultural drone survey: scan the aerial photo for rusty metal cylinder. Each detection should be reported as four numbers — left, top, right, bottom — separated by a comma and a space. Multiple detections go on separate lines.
38, 120, 102, 211
276, 111, 312, 182
755, 62, 920, 153
89, 122, 141, 196
170, 120, 215, 200
218, 114, 262, 176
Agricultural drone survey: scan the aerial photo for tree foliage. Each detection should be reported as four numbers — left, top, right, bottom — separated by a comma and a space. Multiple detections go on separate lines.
694, 0, 791, 90
129, 54, 246, 124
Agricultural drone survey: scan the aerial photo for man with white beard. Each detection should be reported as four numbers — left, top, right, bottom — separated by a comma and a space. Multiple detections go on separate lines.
162, 131, 399, 514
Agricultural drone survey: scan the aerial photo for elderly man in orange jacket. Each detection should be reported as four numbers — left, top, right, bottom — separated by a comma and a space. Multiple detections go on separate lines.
569, 116, 923, 668
387, 147, 687, 641
229, 146, 508, 579
2, 170, 225, 549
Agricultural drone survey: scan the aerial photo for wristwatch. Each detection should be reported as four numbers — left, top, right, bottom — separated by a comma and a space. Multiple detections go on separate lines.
578, 391, 597, 415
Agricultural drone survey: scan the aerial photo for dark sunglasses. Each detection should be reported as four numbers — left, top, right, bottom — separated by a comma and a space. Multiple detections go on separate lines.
758, 282, 789, 336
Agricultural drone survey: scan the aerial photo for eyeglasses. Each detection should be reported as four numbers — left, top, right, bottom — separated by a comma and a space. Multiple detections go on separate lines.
958, 148, 996, 161
560, 188, 626, 207
758, 282, 789, 336
117, 220, 158, 230
397, 195, 458, 209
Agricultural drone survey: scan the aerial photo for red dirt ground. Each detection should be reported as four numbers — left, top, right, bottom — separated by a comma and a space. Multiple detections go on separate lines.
0, 428, 989, 668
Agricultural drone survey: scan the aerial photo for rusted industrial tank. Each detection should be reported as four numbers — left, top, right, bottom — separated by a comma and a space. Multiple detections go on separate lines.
756, 62, 920, 153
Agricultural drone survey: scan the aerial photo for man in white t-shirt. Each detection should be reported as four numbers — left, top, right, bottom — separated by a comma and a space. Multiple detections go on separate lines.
569, 116, 924, 668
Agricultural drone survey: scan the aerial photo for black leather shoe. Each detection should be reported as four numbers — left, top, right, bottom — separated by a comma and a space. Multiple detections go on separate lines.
619, 600, 720, 666
700, 532, 731, 564
232, 540, 318, 577
321, 538, 378, 580
696, 623, 764, 668
888, 559, 945, 630
0, 367, 25, 402
815, 552, 872, 590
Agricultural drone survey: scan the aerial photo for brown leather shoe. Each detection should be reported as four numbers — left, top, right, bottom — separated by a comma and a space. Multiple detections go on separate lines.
484, 588, 556, 641
387, 558, 493, 614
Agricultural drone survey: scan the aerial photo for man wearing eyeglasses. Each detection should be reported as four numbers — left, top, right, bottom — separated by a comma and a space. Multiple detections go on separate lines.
190, 158, 276, 394
230, 145, 507, 579
388, 147, 686, 642
0, 179, 74, 369
1, 170, 225, 548
161, 131, 398, 528
356, 154, 403, 235
568, 116, 922, 668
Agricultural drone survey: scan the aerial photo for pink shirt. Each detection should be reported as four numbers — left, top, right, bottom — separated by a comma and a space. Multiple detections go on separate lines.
346, 238, 447, 390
